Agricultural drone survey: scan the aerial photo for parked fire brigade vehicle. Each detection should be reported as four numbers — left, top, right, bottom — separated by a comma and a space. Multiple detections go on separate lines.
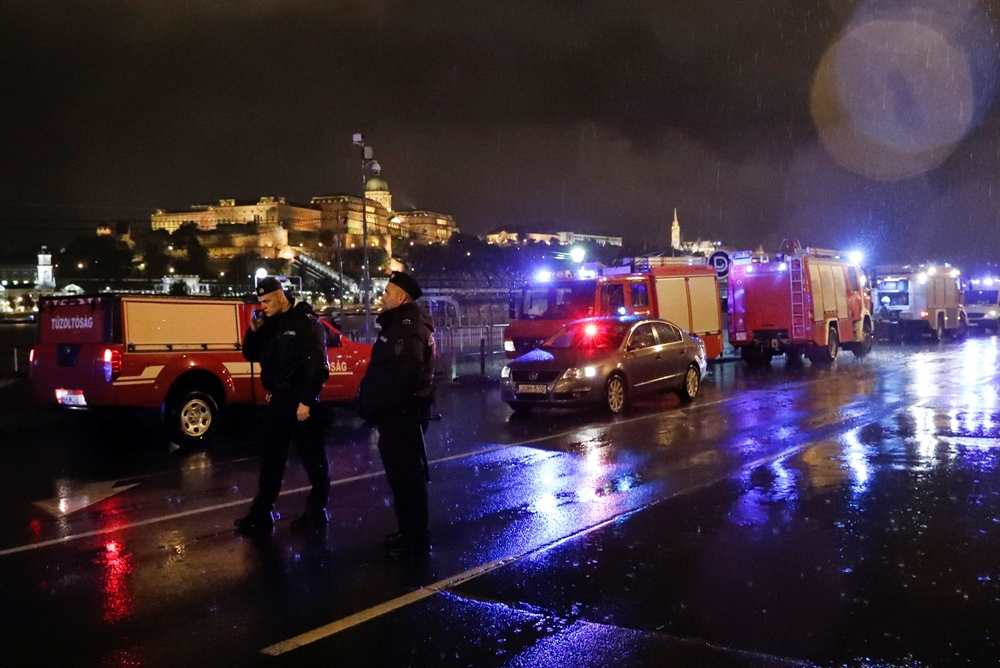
504, 260, 723, 359
728, 241, 873, 365
872, 264, 967, 341
30, 295, 371, 442
961, 276, 999, 332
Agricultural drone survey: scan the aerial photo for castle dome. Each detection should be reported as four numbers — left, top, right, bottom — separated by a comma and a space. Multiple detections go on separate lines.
366, 176, 389, 192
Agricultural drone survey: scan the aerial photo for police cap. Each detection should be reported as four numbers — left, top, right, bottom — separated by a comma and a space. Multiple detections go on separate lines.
388, 271, 422, 300
256, 276, 284, 296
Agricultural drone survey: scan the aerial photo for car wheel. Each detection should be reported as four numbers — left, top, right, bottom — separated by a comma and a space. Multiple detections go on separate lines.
677, 365, 700, 402
167, 390, 219, 443
603, 374, 627, 414
853, 321, 873, 357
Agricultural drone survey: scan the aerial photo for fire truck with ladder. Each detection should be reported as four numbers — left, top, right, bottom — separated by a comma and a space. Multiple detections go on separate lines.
728, 240, 873, 365
505, 259, 724, 360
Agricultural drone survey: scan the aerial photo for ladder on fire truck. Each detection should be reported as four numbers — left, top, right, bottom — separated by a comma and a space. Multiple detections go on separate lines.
790, 258, 806, 339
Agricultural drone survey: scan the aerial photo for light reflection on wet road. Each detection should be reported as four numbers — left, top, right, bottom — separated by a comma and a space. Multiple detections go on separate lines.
1, 336, 997, 666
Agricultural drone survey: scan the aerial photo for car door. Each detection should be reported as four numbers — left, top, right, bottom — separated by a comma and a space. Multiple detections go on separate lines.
651, 321, 687, 388
622, 322, 661, 393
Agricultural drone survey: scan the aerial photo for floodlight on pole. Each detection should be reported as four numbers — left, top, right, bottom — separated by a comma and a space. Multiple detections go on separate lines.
570, 247, 586, 264
254, 267, 267, 286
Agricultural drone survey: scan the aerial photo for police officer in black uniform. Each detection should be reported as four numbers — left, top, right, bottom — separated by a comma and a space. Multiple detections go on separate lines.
235, 277, 331, 536
360, 271, 436, 557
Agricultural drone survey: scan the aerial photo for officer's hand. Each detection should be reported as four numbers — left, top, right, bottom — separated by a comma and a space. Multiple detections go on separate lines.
250, 313, 265, 332
297, 403, 310, 421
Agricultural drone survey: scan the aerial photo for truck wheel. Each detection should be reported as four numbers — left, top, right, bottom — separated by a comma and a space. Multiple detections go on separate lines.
740, 344, 765, 367
948, 314, 968, 341
853, 321, 873, 357
931, 315, 944, 342
676, 365, 700, 402
603, 374, 627, 414
811, 326, 838, 364
167, 390, 219, 443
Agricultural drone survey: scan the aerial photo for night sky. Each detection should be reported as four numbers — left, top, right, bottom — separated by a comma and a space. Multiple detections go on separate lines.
2, 0, 999, 267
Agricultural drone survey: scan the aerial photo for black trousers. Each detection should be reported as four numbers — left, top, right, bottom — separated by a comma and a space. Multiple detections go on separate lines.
376, 412, 428, 538
250, 393, 329, 516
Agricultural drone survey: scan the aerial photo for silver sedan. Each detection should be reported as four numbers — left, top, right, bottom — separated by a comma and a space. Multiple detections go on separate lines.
500, 315, 708, 414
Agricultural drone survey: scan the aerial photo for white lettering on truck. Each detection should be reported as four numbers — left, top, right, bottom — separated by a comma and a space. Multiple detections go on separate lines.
50, 316, 94, 330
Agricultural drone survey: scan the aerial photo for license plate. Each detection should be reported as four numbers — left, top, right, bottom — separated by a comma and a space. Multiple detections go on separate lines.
58, 392, 87, 406
517, 383, 547, 394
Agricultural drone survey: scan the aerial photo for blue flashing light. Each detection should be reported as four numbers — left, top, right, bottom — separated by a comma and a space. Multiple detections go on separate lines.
778, 262, 788, 271
535, 270, 552, 283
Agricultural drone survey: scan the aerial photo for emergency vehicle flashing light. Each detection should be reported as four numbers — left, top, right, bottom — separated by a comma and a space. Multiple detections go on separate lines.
102, 348, 122, 382
534, 270, 552, 283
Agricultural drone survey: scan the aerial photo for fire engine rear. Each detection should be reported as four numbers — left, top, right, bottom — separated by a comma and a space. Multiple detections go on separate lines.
31, 295, 371, 443
728, 241, 873, 365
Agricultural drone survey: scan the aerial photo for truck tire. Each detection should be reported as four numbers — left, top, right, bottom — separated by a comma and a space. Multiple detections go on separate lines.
853, 320, 873, 357
676, 365, 700, 402
931, 315, 944, 342
810, 326, 839, 365
740, 344, 765, 367
603, 374, 627, 414
948, 313, 968, 341
166, 390, 219, 443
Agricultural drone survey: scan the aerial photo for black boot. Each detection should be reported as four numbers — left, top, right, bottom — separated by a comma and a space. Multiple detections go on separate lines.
234, 511, 275, 537
290, 508, 329, 533
385, 532, 431, 558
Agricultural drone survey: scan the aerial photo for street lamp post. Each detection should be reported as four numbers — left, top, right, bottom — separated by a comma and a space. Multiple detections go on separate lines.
352, 133, 380, 342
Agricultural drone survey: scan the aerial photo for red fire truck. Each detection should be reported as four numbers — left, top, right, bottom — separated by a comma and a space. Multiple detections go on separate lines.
728, 241, 873, 365
30, 295, 371, 442
504, 261, 724, 359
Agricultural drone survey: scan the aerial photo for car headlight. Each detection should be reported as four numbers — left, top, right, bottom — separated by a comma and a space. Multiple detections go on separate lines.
503, 340, 515, 352
501, 366, 511, 379
990, 310, 998, 318
562, 366, 597, 379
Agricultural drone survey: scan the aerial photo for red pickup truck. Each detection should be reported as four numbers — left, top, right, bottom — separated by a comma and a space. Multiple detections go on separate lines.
30, 295, 371, 442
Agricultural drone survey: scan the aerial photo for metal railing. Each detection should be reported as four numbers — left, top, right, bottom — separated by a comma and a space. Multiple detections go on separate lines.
341, 324, 507, 354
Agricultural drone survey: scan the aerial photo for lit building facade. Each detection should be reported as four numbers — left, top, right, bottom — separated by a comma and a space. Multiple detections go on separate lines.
487, 230, 623, 246
151, 197, 320, 233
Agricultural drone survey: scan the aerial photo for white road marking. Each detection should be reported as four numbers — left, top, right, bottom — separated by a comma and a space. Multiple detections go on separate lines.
33, 480, 140, 517
0, 375, 836, 557
260, 439, 820, 656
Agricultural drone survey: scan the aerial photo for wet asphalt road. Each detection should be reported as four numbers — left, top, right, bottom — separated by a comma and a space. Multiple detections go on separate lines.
1, 334, 998, 667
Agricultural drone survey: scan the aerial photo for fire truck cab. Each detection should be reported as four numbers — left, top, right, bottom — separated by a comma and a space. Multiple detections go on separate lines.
961, 276, 998, 332
728, 240, 873, 365
31, 295, 371, 443
873, 265, 967, 341
504, 261, 723, 359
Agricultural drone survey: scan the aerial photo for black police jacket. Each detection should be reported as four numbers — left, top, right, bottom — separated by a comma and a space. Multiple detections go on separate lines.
359, 301, 436, 421
242, 299, 330, 406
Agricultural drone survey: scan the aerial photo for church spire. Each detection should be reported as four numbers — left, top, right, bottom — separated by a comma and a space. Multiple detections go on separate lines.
671, 208, 681, 250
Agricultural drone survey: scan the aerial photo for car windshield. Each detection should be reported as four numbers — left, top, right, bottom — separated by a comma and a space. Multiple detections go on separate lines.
542, 320, 631, 350
518, 280, 596, 320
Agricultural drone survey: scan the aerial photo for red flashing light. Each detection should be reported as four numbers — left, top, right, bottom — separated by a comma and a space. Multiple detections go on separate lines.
584, 324, 598, 337
103, 348, 122, 382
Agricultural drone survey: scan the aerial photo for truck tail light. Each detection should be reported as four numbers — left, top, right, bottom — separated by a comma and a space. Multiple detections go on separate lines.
103, 348, 122, 382
29, 348, 35, 363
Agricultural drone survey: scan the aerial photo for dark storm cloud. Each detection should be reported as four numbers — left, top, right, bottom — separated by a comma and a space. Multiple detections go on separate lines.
1, 0, 998, 265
